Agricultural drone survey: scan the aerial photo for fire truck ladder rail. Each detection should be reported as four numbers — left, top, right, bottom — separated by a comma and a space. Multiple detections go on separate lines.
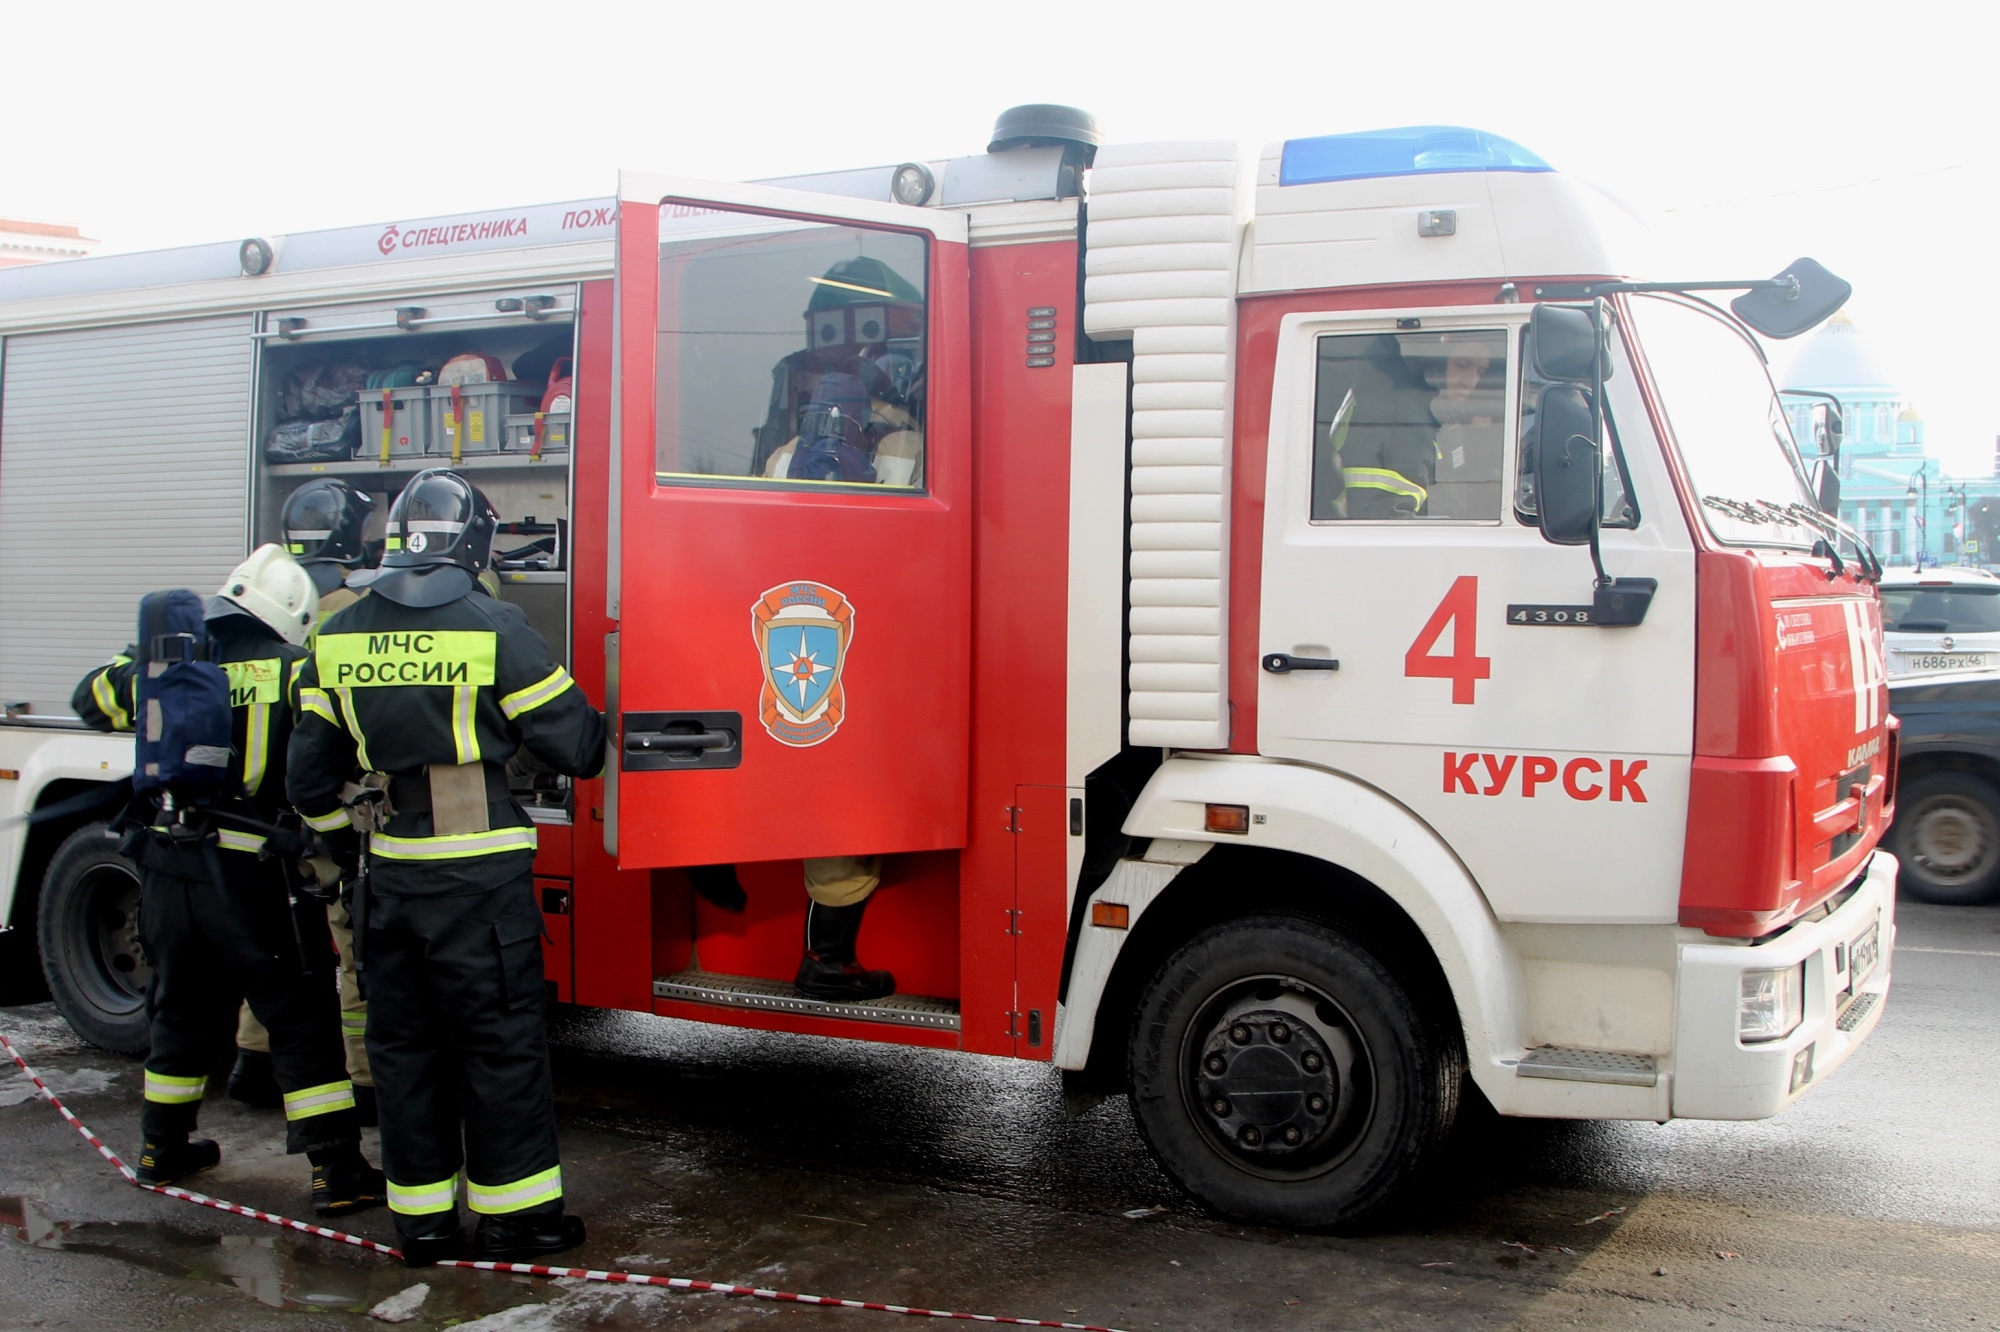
652, 970, 962, 1032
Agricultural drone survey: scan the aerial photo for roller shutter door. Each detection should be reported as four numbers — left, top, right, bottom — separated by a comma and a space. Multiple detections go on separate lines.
0, 317, 253, 711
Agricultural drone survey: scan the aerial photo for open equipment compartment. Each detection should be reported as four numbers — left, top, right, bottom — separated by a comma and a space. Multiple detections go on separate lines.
250, 285, 582, 820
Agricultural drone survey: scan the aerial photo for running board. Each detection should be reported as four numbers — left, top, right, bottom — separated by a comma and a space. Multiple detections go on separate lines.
652, 969, 961, 1033
1515, 1046, 1659, 1087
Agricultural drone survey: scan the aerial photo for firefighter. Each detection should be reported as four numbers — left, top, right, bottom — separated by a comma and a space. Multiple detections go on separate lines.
286, 469, 606, 1268
1323, 334, 1438, 519
231, 479, 378, 1120
72, 546, 385, 1216
753, 255, 925, 488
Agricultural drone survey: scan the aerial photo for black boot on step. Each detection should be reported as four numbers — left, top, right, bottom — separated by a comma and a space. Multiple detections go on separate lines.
309, 1145, 386, 1217
226, 1049, 281, 1109
136, 1136, 221, 1187
795, 901, 896, 1002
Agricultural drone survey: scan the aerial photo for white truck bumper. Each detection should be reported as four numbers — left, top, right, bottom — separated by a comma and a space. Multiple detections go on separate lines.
1671, 851, 1896, 1120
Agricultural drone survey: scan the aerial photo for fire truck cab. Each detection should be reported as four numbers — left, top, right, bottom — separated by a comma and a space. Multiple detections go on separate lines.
0, 109, 1896, 1228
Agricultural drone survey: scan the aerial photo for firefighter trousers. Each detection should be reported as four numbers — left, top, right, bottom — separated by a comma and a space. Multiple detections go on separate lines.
135, 837, 360, 1154
365, 856, 562, 1239
237, 899, 370, 1085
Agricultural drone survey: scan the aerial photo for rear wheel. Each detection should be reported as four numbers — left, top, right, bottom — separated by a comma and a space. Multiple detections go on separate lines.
1890, 771, 2000, 905
37, 823, 151, 1054
1127, 915, 1461, 1229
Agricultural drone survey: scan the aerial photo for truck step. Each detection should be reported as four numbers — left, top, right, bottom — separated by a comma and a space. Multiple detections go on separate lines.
1836, 990, 1881, 1033
1515, 1046, 1659, 1087
651, 969, 961, 1033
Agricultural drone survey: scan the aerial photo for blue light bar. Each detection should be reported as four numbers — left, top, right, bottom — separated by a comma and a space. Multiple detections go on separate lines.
1280, 126, 1551, 187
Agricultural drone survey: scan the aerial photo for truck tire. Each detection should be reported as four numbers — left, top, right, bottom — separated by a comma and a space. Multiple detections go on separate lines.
37, 822, 151, 1054
1889, 771, 2000, 905
1127, 915, 1461, 1229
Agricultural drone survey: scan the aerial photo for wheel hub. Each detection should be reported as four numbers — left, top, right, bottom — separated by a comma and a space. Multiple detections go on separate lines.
1196, 1008, 1337, 1159
1912, 801, 1990, 878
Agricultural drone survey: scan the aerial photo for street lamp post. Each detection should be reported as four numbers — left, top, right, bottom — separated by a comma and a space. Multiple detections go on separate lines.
1944, 482, 1970, 562
1908, 470, 1931, 567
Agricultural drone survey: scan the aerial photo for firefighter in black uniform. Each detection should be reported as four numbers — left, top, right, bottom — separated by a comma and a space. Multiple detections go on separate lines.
232, 479, 379, 1117
72, 545, 385, 1216
286, 469, 606, 1268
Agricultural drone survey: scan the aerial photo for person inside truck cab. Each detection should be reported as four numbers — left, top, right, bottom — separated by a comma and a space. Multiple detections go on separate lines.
754, 255, 925, 489
1312, 334, 1437, 519
1421, 335, 1505, 519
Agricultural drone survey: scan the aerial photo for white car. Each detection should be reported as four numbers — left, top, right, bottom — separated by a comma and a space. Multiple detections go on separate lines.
1880, 567, 2000, 678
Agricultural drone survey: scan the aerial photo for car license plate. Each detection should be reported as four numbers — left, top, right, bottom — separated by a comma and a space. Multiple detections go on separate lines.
1906, 653, 1990, 671
1847, 921, 1880, 988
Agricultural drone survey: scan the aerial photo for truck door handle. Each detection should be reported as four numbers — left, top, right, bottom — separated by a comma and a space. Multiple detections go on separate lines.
1262, 653, 1340, 673
625, 730, 732, 753
620, 711, 743, 771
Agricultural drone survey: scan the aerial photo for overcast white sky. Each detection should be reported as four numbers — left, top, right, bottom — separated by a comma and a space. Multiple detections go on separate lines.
6, 0, 1994, 468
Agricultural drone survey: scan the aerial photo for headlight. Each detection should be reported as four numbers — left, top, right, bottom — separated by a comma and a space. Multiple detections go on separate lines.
1738, 963, 1805, 1043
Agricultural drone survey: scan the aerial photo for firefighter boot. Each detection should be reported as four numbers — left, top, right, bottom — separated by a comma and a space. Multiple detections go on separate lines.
796, 901, 896, 1002
136, 1136, 221, 1186
309, 1145, 387, 1217
226, 1049, 282, 1109
474, 1212, 587, 1263
399, 1229, 465, 1269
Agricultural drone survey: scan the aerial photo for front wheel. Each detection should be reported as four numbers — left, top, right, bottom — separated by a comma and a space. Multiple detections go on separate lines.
1127, 915, 1460, 1229
1889, 771, 2000, 905
37, 822, 151, 1054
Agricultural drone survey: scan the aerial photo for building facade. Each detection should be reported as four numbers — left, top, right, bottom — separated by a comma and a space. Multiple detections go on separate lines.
1782, 313, 2000, 568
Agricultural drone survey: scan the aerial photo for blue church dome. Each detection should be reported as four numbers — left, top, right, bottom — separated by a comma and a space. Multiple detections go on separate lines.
1780, 312, 1899, 393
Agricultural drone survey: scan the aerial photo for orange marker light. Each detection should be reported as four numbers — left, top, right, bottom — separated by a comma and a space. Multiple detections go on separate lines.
1205, 803, 1251, 835
1091, 901, 1130, 930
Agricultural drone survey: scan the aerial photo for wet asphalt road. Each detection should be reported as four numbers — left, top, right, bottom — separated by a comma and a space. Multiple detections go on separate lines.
2, 900, 1996, 1331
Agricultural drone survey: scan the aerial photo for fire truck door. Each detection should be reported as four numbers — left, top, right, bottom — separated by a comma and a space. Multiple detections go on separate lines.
610, 174, 972, 870
1254, 307, 1698, 922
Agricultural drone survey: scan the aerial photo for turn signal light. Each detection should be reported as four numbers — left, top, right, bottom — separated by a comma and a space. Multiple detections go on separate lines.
1091, 901, 1130, 930
1205, 804, 1251, 835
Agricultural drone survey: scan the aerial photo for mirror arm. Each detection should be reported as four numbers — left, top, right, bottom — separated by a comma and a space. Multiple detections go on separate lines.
1534, 276, 1800, 300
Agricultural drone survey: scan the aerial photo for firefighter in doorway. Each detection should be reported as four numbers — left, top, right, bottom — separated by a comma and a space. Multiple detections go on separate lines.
287, 469, 607, 1268
72, 546, 386, 1217
232, 479, 378, 1118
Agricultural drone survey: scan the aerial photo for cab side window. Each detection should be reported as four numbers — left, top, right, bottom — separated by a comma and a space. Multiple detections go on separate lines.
656, 222, 927, 491
1310, 329, 1507, 521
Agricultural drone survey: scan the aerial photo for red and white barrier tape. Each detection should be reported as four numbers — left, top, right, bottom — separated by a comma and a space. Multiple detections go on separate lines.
1, 1030, 1123, 1331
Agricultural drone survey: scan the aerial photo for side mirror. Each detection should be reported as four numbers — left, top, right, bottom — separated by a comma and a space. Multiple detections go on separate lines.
1811, 457, 1841, 515
1731, 257, 1852, 339
1532, 385, 1601, 546
1529, 303, 1612, 384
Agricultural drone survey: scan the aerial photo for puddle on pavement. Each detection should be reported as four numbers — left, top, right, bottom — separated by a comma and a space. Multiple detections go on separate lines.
1, 1193, 406, 1312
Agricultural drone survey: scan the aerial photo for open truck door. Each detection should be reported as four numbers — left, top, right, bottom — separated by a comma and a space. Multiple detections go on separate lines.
607, 173, 972, 870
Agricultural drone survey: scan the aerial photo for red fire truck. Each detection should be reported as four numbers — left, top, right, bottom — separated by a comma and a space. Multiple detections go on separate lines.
0, 108, 1896, 1226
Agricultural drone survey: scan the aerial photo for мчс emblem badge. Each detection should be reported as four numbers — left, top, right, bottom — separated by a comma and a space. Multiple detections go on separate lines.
752, 581, 854, 747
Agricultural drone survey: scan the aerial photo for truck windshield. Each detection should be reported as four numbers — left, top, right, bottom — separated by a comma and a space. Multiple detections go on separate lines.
1628, 293, 1820, 549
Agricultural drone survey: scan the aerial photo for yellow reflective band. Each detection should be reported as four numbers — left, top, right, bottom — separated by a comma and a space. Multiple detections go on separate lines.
499, 667, 573, 720
303, 806, 352, 833
369, 827, 538, 861
1345, 467, 1428, 504
299, 687, 339, 727
223, 658, 281, 706
91, 666, 131, 732
333, 688, 372, 770
385, 536, 404, 552
341, 1012, 368, 1031
452, 685, 480, 766
282, 1079, 356, 1120
466, 1165, 562, 1215
315, 630, 497, 690
289, 657, 309, 704
387, 1174, 459, 1216
241, 703, 270, 798
216, 829, 268, 854
144, 1071, 207, 1105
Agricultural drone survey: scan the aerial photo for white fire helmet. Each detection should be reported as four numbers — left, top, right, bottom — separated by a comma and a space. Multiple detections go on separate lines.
217, 544, 320, 646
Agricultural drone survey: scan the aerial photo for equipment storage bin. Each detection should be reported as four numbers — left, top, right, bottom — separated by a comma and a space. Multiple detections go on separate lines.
427, 380, 541, 458
360, 384, 432, 463
503, 411, 571, 456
